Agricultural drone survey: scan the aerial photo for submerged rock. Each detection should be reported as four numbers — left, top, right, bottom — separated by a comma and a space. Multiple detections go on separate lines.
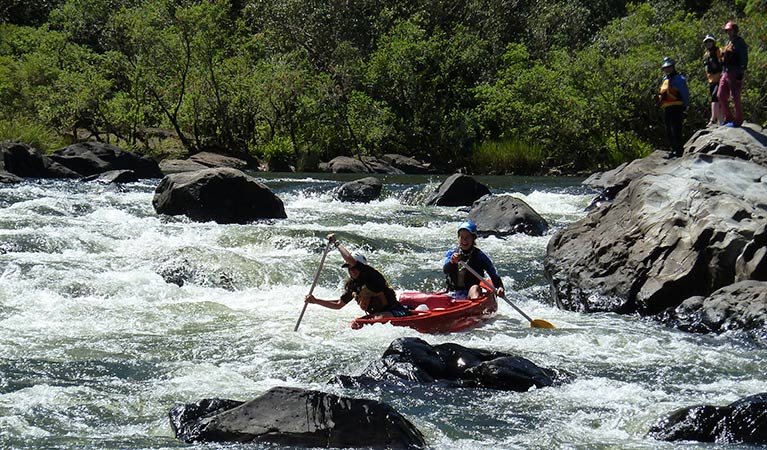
169, 386, 427, 449
649, 393, 767, 444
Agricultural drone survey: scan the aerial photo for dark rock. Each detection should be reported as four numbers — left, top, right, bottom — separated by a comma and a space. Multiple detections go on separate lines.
433, 343, 506, 380
169, 398, 244, 442
649, 393, 767, 444
382, 154, 432, 174
189, 151, 253, 170
326, 156, 370, 173
83, 169, 138, 184
545, 153, 767, 316
337, 337, 572, 391
362, 156, 405, 174
336, 176, 383, 203
1, 141, 80, 178
383, 337, 446, 379
657, 280, 767, 334
468, 194, 549, 236
50, 142, 162, 178
1, 170, 22, 183
424, 173, 491, 206
464, 356, 562, 392
152, 167, 286, 224
159, 159, 210, 174
169, 386, 427, 449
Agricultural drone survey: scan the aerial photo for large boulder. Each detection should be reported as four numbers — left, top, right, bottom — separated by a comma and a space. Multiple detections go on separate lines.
333, 337, 572, 392
336, 177, 383, 203
649, 393, 767, 444
468, 194, 549, 236
0, 141, 80, 178
169, 387, 427, 449
152, 167, 286, 224
50, 141, 162, 178
326, 156, 371, 173
544, 124, 767, 326
424, 174, 491, 207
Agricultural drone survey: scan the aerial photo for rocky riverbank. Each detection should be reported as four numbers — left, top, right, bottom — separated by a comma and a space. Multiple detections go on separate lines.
544, 123, 767, 343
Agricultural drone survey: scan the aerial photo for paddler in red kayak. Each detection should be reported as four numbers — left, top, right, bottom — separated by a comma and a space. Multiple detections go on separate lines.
304, 234, 410, 318
442, 221, 505, 299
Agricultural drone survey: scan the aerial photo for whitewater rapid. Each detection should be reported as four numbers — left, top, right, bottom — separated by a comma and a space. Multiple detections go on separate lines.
1, 174, 765, 449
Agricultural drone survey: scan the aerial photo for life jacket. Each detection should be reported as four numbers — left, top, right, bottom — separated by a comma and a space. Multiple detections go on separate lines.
659, 75, 683, 108
356, 286, 389, 313
722, 42, 739, 68
704, 48, 722, 84
446, 247, 479, 291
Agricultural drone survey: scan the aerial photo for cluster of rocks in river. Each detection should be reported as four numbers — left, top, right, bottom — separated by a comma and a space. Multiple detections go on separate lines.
169, 337, 570, 447
4, 125, 767, 446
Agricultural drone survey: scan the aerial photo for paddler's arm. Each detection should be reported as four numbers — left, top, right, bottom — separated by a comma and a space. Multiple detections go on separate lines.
305, 294, 346, 310
328, 233, 356, 268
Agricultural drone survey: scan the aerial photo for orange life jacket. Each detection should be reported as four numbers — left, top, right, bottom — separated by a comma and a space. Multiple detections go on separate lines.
659, 77, 683, 108
704, 48, 722, 84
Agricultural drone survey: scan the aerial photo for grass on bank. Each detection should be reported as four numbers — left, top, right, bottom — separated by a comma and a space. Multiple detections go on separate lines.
0, 119, 67, 152
471, 138, 545, 175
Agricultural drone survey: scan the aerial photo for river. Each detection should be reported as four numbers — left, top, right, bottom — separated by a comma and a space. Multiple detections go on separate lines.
1, 173, 765, 449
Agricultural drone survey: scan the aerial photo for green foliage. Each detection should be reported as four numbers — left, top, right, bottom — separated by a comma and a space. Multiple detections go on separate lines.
1, 0, 765, 173
0, 118, 66, 152
471, 138, 545, 175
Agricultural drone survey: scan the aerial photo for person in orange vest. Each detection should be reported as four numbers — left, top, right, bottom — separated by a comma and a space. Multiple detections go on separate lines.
703, 34, 724, 127
658, 57, 689, 159
719, 21, 748, 127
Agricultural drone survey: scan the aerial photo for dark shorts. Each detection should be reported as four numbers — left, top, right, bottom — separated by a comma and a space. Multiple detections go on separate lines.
389, 303, 411, 317
709, 82, 719, 102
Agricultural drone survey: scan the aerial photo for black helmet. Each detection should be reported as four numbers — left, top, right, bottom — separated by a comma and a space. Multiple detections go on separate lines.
661, 57, 675, 69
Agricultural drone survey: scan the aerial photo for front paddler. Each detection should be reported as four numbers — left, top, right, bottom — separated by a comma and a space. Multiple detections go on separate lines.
304, 234, 410, 319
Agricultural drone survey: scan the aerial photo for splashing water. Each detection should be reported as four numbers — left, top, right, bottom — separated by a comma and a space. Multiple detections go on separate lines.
1, 174, 764, 450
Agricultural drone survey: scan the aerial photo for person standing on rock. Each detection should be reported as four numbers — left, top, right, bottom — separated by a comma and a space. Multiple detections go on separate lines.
305, 234, 410, 318
703, 34, 724, 127
658, 57, 690, 159
719, 21, 748, 127
442, 221, 505, 299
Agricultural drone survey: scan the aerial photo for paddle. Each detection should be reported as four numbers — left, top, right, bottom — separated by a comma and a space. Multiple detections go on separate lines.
294, 240, 334, 332
458, 261, 555, 329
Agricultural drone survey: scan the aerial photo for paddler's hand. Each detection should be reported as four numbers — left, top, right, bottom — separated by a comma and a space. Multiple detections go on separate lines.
496, 287, 505, 298
450, 253, 460, 264
305, 294, 316, 304
326, 233, 336, 244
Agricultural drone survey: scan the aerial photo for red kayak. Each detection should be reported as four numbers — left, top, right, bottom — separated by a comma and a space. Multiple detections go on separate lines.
350, 291, 497, 333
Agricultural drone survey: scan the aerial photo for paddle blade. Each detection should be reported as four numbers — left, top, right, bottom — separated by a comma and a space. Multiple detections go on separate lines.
530, 319, 556, 329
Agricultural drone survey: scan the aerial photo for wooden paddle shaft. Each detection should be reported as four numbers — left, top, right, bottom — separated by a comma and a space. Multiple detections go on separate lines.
458, 261, 534, 323
294, 241, 333, 332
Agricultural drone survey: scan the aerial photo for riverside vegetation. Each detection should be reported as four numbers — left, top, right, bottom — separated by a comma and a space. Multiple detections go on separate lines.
1, 0, 765, 175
